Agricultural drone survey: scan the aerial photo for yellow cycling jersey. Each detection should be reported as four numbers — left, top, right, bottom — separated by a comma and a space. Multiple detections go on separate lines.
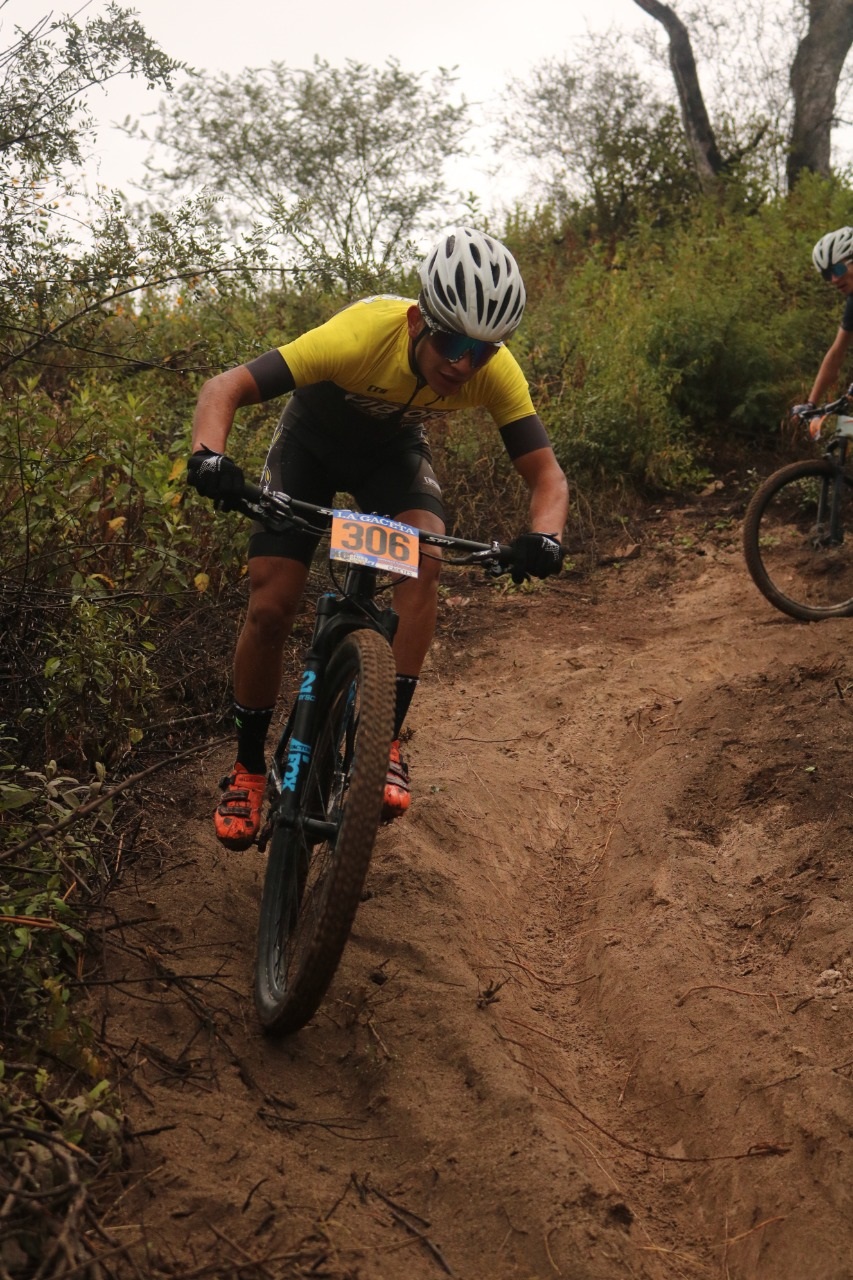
277, 295, 536, 431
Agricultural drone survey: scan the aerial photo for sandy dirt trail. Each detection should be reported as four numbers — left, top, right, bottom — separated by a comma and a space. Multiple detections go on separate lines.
96, 492, 853, 1280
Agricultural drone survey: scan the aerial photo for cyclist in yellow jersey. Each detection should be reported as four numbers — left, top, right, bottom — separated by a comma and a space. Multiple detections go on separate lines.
188, 227, 569, 850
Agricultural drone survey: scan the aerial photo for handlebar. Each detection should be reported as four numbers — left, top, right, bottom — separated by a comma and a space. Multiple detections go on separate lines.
794, 383, 853, 442
232, 480, 518, 571
799, 387, 853, 419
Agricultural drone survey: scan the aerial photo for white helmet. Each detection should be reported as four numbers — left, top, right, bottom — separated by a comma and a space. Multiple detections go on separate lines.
812, 227, 853, 275
419, 227, 526, 341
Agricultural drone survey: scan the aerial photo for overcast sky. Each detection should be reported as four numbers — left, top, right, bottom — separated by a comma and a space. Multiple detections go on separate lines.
8, 0, 652, 209
98, 0, 645, 85
13, 0, 850, 213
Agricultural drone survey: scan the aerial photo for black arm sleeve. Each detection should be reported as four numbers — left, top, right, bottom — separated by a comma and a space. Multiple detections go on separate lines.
499, 414, 552, 460
245, 349, 297, 400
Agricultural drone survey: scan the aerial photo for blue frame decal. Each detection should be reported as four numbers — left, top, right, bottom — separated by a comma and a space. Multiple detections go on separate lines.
282, 737, 311, 793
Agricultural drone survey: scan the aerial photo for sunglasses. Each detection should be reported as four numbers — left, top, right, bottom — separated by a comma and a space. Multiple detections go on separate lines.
429, 327, 502, 369
418, 302, 502, 370
822, 261, 851, 281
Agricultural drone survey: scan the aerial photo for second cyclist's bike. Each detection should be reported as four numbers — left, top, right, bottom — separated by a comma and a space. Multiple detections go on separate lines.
743, 384, 853, 621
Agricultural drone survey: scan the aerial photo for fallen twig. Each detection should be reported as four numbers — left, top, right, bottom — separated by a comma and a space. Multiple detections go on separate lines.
676, 983, 783, 1016
511, 1060, 790, 1165
352, 1174, 455, 1276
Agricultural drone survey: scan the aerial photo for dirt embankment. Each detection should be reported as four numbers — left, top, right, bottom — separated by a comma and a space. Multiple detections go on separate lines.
94, 492, 853, 1280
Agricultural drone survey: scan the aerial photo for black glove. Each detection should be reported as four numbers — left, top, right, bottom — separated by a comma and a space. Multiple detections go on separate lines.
510, 532, 564, 585
791, 401, 816, 421
187, 447, 245, 510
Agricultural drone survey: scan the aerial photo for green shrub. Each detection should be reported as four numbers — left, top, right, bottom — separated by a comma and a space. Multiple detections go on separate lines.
506, 177, 853, 494
0, 745, 124, 1273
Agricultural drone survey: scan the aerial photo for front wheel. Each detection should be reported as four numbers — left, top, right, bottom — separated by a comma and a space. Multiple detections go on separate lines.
743, 458, 853, 621
254, 627, 395, 1036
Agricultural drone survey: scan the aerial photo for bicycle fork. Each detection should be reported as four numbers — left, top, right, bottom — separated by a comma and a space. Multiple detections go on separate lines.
816, 451, 848, 547
261, 595, 372, 852
257, 660, 320, 853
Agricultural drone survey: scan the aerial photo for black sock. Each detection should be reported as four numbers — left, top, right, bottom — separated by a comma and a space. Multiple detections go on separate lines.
234, 702, 274, 775
394, 674, 419, 738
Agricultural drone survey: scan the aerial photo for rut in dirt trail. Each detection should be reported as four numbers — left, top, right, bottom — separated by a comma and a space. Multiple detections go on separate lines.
97, 496, 853, 1280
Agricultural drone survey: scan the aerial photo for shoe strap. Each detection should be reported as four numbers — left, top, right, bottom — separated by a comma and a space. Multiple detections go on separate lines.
218, 789, 254, 817
386, 758, 410, 788
218, 772, 264, 818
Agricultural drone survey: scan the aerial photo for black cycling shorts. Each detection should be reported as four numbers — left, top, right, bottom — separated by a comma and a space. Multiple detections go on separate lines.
248, 398, 446, 565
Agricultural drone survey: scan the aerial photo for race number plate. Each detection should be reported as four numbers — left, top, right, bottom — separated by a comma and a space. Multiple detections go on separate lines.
330, 511, 420, 578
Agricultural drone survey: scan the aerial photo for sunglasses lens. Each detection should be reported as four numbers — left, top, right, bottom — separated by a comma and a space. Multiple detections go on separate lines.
470, 342, 498, 369
430, 330, 498, 369
825, 262, 849, 280
431, 330, 467, 361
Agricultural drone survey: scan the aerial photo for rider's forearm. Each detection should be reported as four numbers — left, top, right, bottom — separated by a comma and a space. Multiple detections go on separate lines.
191, 366, 263, 453
808, 356, 842, 404
808, 333, 851, 404
528, 470, 569, 537
512, 447, 569, 536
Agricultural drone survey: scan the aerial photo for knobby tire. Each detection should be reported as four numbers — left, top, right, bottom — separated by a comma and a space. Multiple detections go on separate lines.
254, 628, 395, 1036
743, 458, 853, 621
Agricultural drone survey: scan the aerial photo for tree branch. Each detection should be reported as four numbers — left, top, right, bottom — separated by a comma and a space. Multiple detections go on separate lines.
633, 0, 723, 193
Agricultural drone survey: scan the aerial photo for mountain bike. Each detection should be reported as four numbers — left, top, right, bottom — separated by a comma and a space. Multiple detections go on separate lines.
743, 384, 853, 621
217, 480, 523, 1037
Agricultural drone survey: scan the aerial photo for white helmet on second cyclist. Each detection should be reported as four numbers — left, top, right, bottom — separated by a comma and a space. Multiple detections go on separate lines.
812, 227, 853, 275
419, 227, 526, 342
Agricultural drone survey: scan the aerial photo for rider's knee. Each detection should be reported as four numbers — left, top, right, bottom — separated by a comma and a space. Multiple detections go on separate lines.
246, 581, 301, 642
245, 558, 308, 640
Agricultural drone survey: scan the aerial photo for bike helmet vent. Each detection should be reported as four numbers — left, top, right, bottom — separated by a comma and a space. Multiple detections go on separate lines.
419, 227, 526, 341
813, 227, 853, 273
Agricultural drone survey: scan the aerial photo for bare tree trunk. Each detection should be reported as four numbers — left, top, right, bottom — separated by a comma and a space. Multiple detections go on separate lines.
633, 0, 723, 194
788, 0, 853, 190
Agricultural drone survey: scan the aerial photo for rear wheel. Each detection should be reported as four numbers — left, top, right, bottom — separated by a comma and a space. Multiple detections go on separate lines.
254, 628, 395, 1036
743, 458, 853, 621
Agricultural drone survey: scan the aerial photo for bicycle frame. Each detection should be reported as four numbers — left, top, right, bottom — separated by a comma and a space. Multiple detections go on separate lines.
794, 389, 853, 547
261, 562, 399, 850
233, 479, 516, 852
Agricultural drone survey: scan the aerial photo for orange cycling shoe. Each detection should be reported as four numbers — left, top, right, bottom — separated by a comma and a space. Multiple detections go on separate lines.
382, 739, 411, 821
215, 763, 266, 850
